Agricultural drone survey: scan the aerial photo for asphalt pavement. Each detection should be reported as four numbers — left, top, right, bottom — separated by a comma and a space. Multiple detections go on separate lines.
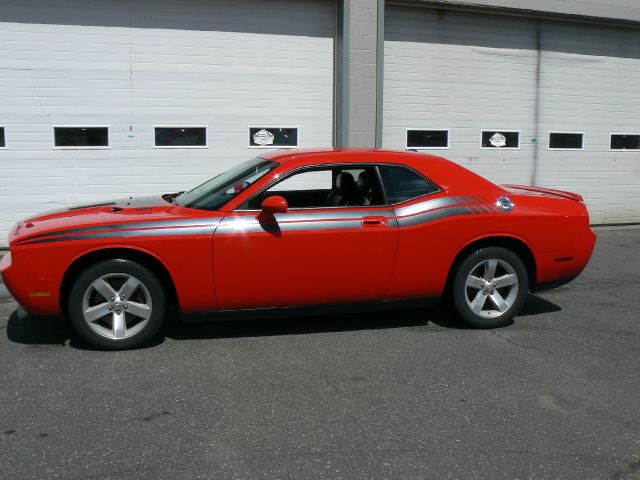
1, 227, 639, 479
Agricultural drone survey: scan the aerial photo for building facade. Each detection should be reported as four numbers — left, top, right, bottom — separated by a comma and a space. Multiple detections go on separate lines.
1, 0, 639, 245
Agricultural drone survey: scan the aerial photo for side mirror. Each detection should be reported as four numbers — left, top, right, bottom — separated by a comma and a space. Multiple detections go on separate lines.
260, 195, 288, 216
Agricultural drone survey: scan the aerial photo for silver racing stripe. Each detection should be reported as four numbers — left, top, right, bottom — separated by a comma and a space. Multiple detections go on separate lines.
394, 197, 458, 218
17, 225, 218, 246
272, 209, 395, 222
396, 205, 473, 227
15, 218, 222, 245
466, 204, 483, 214
18, 196, 495, 245
216, 217, 367, 234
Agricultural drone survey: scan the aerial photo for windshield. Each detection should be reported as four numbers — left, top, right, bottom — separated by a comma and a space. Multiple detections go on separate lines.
175, 158, 278, 210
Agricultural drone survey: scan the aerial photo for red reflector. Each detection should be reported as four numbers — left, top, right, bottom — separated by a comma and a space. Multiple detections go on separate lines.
554, 257, 573, 263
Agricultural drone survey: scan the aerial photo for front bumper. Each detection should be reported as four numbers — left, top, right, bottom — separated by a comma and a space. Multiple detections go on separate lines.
0, 250, 61, 316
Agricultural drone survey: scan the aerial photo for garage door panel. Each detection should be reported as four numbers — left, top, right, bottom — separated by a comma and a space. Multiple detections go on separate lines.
538, 21, 640, 223
385, 5, 640, 223
0, 0, 334, 244
384, 6, 537, 187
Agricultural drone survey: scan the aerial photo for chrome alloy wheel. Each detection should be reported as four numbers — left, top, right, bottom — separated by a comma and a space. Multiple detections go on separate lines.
464, 258, 519, 318
81, 273, 152, 340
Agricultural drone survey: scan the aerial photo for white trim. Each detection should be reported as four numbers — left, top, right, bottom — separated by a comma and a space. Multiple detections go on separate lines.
52, 125, 110, 150
548, 131, 585, 151
480, 129, 521, 150
609, 132, 640, 151
248, 126, 300, 149
0, 125, 6, 149
405, 128, 450, 150
153, 125, 208, 149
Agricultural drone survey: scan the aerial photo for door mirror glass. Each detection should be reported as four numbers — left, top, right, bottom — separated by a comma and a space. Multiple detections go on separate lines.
261, 195, 288, 215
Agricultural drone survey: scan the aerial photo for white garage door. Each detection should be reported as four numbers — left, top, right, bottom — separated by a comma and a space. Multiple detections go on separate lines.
384, 5, 640, 224
384, 7, 539, 184
0, 0, 334, 245
537, 21, 640, 224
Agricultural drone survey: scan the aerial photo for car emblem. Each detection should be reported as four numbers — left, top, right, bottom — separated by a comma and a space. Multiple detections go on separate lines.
496, 195, 514, 212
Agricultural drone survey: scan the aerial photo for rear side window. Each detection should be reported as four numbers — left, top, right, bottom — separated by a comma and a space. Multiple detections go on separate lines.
378, 166, 438, 204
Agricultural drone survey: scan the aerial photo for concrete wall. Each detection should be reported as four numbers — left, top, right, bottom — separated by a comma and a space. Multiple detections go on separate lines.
347, 0, 379, 147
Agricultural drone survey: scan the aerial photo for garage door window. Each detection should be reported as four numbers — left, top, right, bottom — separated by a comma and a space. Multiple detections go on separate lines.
610, 134, 640, 151
155, 127, 207, 148
549, 132, 584, 150
54, 127, 109, 148
249, 127, 298, 148
0, 127, 5, 148
406, 129, 449, 149
482, 131, 520, 149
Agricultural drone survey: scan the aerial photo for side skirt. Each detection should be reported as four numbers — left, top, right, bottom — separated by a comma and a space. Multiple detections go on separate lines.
180, 297, 441, 323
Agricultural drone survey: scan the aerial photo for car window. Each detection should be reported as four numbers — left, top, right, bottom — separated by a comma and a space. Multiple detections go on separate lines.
270, 170, 332, 192
240, 165, 384, 210
175, 157, 277, 211
378, 165, 438, 204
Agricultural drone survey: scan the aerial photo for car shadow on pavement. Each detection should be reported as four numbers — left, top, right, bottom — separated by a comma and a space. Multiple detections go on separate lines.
4, 311, 164, 350
168, 293, 562, 340
5, 294, 562, 349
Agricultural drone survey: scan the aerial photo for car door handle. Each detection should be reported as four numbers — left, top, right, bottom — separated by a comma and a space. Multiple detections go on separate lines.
361, 216, 387, 227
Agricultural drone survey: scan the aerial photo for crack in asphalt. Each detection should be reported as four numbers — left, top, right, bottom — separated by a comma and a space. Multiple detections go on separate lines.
490, 330, 556, 354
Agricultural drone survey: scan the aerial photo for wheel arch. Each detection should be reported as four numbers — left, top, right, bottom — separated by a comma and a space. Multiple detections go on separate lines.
444, 235, 537, 297
60, 246, 179, 315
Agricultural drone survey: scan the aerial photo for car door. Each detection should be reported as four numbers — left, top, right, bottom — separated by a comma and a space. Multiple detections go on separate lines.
212, 165, 398, 310
377, 164, 470, 300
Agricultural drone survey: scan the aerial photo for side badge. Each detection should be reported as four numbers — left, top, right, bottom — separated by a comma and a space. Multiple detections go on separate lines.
496, 195, 515, 212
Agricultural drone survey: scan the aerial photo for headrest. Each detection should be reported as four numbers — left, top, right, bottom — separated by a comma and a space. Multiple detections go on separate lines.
336, 172, 356, 193
357, 171, 371, 194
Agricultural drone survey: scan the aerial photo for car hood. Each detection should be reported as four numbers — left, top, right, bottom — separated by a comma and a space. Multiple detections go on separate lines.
9, 194, 215, 246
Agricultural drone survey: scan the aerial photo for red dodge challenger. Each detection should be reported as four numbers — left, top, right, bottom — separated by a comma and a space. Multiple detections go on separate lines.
1, 149, 596, 349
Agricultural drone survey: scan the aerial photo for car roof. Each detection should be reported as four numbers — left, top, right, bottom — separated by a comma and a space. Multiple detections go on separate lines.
257, 148, 498, 193
258, 148, 454, 170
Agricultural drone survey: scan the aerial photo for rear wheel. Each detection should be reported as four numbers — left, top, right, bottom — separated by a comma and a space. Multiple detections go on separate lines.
452, 247, 528, 328
68, 259, 166, 350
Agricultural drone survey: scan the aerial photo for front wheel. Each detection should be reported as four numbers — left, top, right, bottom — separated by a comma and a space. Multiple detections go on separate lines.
452, 247, 528, 328
68, 259, 166, 350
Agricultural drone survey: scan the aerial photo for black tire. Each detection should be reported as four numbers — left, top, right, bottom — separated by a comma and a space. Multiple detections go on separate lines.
68, 259, 166, 350
452, 247, 528, 328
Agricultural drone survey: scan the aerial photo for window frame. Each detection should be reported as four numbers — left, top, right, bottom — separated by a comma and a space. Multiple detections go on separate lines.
480, 129, 521, 150
235, 163, 441, 212
248, 126, 300, 149
405, 128, 450, 150
0, 126, 6, 149
609, 133, 640, 152
153, 125, 208, 149
53, 125, 110, 150
548, 131, 585, 151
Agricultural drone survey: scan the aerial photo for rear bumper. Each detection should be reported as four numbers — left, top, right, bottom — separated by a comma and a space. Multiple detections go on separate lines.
535, 226, 596, 288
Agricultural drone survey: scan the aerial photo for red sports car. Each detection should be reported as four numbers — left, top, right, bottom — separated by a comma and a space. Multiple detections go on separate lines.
1, 149, 596, 349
